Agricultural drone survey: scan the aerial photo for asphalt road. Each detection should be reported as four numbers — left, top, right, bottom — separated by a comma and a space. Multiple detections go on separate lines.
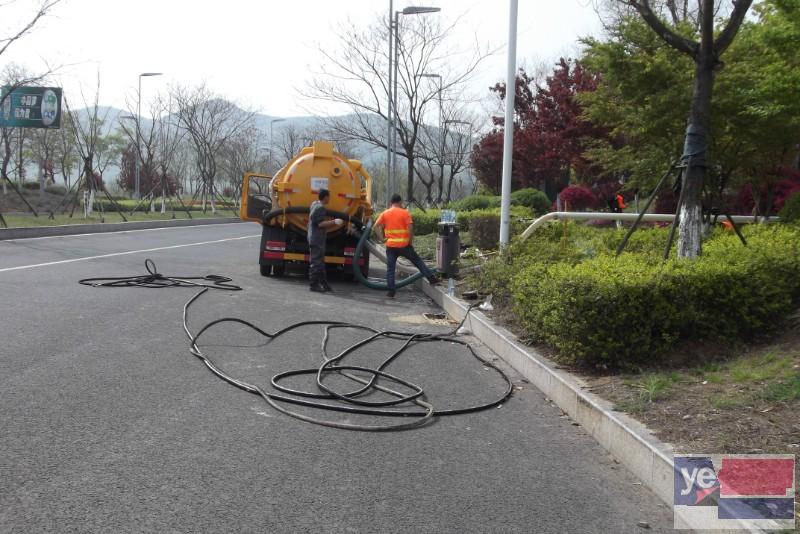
0, 223, 674, 533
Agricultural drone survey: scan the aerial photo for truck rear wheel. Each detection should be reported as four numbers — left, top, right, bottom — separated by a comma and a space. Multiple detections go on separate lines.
260, 264, 271, 277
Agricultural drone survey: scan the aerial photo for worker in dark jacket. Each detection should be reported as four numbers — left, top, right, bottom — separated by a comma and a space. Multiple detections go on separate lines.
308, 189, 342, 293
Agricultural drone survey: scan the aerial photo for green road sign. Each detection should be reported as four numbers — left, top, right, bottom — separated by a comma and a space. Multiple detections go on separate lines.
0, 86, 62, 129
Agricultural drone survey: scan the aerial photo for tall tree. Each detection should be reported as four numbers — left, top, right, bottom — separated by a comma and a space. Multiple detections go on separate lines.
172, 84, 255, 213
583, 1, 796, 217
0, 0, 62, 109
618, 0, 753, 258
304, 13, 491, 203
471, 60, 603, 199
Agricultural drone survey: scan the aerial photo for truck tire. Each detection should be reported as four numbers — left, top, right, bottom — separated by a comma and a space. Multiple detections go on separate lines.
260, 264, 271, 277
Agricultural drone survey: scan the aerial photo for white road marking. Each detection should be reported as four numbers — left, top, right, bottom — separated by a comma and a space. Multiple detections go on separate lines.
2, 221, 246, 242
0, 234, 260, 273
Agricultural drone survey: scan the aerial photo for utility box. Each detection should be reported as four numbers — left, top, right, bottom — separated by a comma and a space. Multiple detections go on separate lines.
436, 222, 460, 277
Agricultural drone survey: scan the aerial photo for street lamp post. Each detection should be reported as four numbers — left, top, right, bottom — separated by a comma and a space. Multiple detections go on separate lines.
499, 0, 518, 246
136, 72, 162, 199
389, 5, 441, 204
386, 0, 393, 207
268, 118, 286, 173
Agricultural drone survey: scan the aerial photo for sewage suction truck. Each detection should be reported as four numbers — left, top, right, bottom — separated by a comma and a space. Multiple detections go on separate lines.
240, 141, 372, 279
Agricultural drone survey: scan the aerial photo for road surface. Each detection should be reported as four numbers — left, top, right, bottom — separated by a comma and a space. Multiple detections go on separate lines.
0, 223, 673, 533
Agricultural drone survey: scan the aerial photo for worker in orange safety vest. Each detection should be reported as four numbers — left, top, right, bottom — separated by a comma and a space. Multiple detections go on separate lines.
374, 194, 440, 298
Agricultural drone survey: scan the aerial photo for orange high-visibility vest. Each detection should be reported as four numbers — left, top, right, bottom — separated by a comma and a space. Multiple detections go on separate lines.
376, 206, 412, 248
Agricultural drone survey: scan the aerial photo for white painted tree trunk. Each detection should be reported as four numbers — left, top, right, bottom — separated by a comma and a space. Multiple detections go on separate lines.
676, 202, 702, 258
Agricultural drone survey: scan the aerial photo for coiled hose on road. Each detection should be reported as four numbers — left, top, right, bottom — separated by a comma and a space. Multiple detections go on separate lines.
78, 258, 242, 290
183, 288, 513, 431
79, 260, 513, 431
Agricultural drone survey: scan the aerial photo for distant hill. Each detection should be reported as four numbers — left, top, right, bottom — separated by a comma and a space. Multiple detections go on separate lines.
64, 105, 474, 193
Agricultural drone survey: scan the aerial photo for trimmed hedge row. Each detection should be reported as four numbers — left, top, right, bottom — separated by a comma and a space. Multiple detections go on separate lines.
448, 188, 551, 215
509, 225, 800, 367
410, 206, 534, 241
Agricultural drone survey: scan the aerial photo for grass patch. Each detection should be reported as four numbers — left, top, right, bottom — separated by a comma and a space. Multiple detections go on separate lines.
635, 373, 676, 402
709, 393, 748, 410
761, 374, 800, 402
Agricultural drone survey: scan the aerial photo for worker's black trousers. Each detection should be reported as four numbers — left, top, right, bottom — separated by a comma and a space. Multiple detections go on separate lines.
386, 245, 433, 290
309, 243, 327, 285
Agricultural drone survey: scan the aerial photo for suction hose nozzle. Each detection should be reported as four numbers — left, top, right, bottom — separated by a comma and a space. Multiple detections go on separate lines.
353, 219, 426, 290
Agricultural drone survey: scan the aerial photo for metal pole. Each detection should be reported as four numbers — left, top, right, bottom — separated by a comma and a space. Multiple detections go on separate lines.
18, 127, 23, 184
392, 10, 400, 195
438, 77, 444, 203
136, 75, 141, 199
387, 0, 393, 206
499, 0, 518, 246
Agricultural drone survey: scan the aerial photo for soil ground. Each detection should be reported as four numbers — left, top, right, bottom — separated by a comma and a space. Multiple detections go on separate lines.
456, 278, 800, 526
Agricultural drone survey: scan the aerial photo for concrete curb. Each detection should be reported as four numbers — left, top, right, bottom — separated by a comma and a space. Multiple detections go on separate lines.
420, 283, 765, 533
0, 217, 242, 240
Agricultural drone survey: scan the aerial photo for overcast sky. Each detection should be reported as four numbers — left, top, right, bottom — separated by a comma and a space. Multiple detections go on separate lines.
2, 0, 604, 118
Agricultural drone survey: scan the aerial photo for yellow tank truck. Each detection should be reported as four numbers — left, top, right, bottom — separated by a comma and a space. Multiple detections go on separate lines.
240, 141, 373, 279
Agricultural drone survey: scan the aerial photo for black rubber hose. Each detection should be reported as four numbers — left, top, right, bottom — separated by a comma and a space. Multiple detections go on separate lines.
79, 261, 514, 431
78, 259, 242, 290
351, 219, 425, 290
183, 288, 514, 431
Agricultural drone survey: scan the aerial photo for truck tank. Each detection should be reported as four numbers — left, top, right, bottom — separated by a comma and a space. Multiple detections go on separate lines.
240, 141, 373, 278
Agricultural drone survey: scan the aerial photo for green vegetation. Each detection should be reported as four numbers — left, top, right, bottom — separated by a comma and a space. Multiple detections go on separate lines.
468, 222, 800, 368
779, 191, 800, 223
614, 344, 799, 413
510, 188, 552, 215
410, 206, 534, 240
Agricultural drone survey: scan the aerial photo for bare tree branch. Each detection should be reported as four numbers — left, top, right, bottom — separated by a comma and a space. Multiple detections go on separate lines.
714, 0, 753, 54
622, 0, 699, 56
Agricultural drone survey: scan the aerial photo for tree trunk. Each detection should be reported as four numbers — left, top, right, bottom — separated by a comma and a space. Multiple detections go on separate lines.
436, 163, 445, 205
406, 155, 415, 204
676, 60, 714, 259
446, 173, 455, 203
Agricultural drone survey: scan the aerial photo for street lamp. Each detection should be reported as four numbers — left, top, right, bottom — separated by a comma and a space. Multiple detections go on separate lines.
389, 5, 441, 204
268, 118, 286, 173
136, 72, 162, 199
500, 0, 518, 246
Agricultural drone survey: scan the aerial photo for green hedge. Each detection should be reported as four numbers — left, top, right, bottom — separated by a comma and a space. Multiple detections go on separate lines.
510, 225, 800, 368
510, 188, 551, 215
410, 206, 534, 238
450, 195, 501, 211
779, 190, 800, 223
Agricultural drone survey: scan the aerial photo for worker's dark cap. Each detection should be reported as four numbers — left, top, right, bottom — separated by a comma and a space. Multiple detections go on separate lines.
318, 189, 330, 200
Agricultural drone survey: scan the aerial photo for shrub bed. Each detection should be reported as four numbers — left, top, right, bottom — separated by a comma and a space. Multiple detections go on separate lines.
510, 188, 551, 215
508, 225, 800, 368
410, 206, 534, 239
